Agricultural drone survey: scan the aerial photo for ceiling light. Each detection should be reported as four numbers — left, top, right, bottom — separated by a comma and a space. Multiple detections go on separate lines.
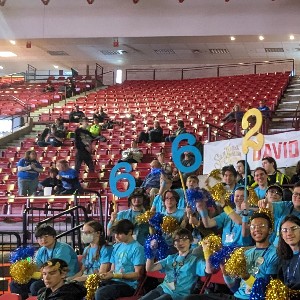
0, 52, 17, 57
230, 36, 235, 41
53, 65, 59, 69
259, 36, 264, 41
0, 66, 3, 70
290, 35, 295, 40
9, 40, 16, 45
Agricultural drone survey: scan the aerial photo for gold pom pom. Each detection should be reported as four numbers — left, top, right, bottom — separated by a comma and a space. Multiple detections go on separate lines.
265, 279, 290, 300
208, 169, 222, 181
85, 273, 102, 300
200, 234, 222, 256
224, 247, 247, 278
135, 210, 154, 224
248, 187, 259, 207
161, 216, 179, 235
10, 260, 37, 284
208, 182, 228, 203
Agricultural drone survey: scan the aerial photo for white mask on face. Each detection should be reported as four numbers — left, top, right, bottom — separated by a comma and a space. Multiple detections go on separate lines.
81, 233, 94, 244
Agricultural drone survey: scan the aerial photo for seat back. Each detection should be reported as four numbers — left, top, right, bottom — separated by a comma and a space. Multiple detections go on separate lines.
0, 293, 22, 300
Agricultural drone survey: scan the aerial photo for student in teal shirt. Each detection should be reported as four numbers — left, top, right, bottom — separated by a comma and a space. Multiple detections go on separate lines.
141, 228, 206, 300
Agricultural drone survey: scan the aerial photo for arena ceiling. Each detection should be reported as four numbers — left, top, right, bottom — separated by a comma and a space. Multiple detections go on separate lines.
0, 0, 300, 76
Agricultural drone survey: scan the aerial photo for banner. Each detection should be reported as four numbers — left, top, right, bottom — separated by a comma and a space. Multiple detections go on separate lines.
203, 131, 300, 174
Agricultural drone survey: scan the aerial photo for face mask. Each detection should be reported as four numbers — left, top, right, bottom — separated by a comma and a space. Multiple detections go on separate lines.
81, 233, 94, 244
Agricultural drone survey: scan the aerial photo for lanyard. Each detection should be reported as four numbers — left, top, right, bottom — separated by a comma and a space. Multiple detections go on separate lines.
44, 241, 57, 261
84, 246, 100, 274
287, 253, 300, 284
249, 246, 270, 276
172, 251, 191, 284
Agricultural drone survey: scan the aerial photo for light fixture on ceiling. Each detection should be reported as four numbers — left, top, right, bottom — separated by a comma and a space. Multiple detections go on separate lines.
87, 0, 94, 3
290, 35, 295, 40
41, 0, 50, 4
9, 40, 16, 45
179, 0, 184, 3
133, 0, 139, 3
0, 51, 17, 57
193, 50, 200, 54
230, 36, 235, 41
0, 66, 4, 70
259, 35, 264, 41
53, 65, 59, 69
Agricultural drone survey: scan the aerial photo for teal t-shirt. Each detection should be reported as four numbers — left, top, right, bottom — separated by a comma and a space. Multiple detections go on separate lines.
254, 186, 267, 200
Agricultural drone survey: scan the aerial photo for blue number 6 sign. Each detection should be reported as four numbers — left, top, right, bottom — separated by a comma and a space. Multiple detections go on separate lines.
171, 133, 202, 173
109, 162, 136, 198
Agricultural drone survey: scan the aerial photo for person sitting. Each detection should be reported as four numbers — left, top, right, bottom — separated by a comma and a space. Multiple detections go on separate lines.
56, 159, 82, 195
140, 228, 206, 300
257, 99, 271, 117
94, 219, 145, 300
89, 117, 107, 142
43, 82, 55, 93
93, 106, 108, 123
165, 120, 186, 143
10, 225, 79, 300
222, 104, 243, 124
291, 160, 300, 184
138, 121, 164, 143
119, 140, 143, 164
236, 159, 254, 186
68, 220, 112, 283
69, 105, 85, 123
37, 124, 64, 147
181, 151, 196, 182
37, 167, 62, 195
107, 188, 150, 245
253, 167, 269, 199
37, 258, 86, 300
221, 165, 238, 193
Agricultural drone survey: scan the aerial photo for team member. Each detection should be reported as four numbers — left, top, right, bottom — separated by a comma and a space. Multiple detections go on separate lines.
253, 167, 269, 199
236, 160, 254, 186
95, 219, 145, 300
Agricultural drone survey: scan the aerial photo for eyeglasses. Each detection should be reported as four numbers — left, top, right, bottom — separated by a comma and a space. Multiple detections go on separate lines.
293, 192, 300, 198
173, 236, 190, 244
250, 224, 267, 231
268, 190, 282, 196
281, 226, 300, 233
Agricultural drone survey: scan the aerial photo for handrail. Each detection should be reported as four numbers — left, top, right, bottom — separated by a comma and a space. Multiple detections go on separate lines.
292, 97, 300, 130
206, 122, 240, 142
0, 231, 22, 248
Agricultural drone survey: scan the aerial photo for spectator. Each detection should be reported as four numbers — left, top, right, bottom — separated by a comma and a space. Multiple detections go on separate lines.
56, 159, 81, 195
107, 188, 150, 245
277, 215, 300, 290
65, 78, 76, 98
74, 117, 95, 172
236, 159, 254, 186
196, 186, 253, 247
10, 225, 79, 300
37, 167, 61, 195
258, 181, 300, 246
262, 156, 289, 186
291, 160, 300, 184
69, 105, 85, 123
54, 118, 67, 136
165, 120, 186, 143
119, 140, 143, 164
221, 165, 238, 192
138, 120, 164, 143
140, 228, 205, 300
43, 82, 55, 92
69, 221, 112, 283
37, 259, 86, 300
222, 104, 243, 124
93, 106, 108, 123
89, 117, 107, 142
37, 124, 64, 147
95, 219, 145, 300
253, 167, 269, 199
257, 99, 271, 117
181, 151, 196, 182
17, 150, 43, 196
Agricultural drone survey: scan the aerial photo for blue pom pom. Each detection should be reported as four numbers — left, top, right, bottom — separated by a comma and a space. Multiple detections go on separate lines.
149, 213, 164, 232
201, 189, 216, 208
10, 246, 35, 263
249, 277, 269, 300
186, 188, 203, 213
145, 233, 169, 260
209, 245, 236, 270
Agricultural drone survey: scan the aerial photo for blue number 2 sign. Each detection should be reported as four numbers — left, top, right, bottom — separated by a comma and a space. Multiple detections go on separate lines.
109, 133, 203, 197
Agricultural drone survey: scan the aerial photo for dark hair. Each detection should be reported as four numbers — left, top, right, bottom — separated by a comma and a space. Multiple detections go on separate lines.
41, 258, 69, 274
35, 225, 56, 238
24, 150, 37, 160
234, 186, 249, 196
296, 161, 300, 175
262, 157, 277, 171
237, 160, 251, 175
163, 189, 180, 205
177, 120, 184, 128
186, 175, 199, 184
172, 228, 193, 242
250, 212, 272, 229
277, 215, 300, 260
294, 181, 300, 189
253, 167, 267, 176
111, 219, 134, 235
222, 165, 237, 178
49, 167, 59, 176
128, 187, 149, 207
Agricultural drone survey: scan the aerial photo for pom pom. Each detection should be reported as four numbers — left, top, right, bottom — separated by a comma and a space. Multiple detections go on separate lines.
224, 247, 247, 278
208, 169, 222, 181
248, 188, 259, 207
186, 188, 203, 212
32, 271, 42, 280
10, 246, 35, 263
201, 188, 216, 208
149, 213, 164, 232
200, 234, 222, 258
10, 260, 37, 284
136, 210, 154, 224
208, 183, 231, 204
209, 245, 236, 270
249, 277, 269, 300
265, 279, 290, 300
145, 233, 169, 260
85, 274, 102, 300
161, 216, 179, 235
